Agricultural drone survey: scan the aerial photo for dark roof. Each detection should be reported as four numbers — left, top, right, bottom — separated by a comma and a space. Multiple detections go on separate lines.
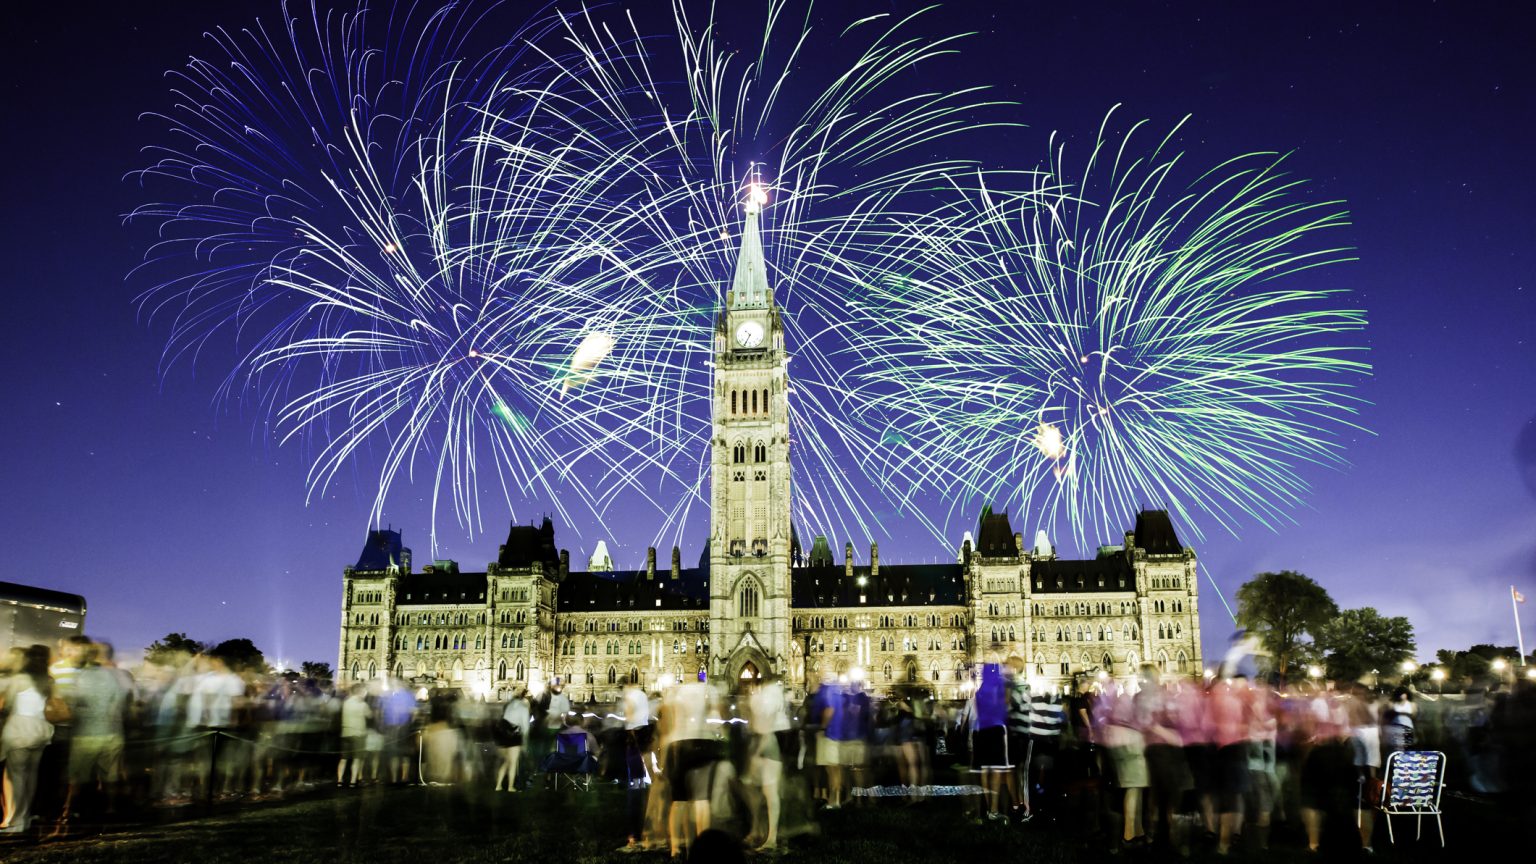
791, 564, 967, 608
1029, 557, 1136, 593
976, 509, 1018, 557
1133, 510, 1183, 555
0, 581, 87, 614
498, 517, 560, 569
354, 529, 408, 571
556, 569, 709, 613
806, 536, 834, 567
397, 571, 489, 605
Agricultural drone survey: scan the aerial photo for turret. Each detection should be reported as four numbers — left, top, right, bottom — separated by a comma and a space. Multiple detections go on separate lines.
671, 546, 681, 579
870, 542, 879, 579
844, 542, 854, 579
646, 547, 657, 581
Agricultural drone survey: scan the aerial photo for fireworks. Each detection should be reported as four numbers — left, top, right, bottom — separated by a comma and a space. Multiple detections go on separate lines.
130, 0, 1007, 550
844, 111, 1369, 546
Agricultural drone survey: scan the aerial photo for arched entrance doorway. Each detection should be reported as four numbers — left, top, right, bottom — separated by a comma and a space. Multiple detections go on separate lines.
738, 661, 760, 682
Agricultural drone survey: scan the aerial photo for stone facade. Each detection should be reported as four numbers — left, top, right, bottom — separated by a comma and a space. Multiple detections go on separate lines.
339, 204, 1202, 700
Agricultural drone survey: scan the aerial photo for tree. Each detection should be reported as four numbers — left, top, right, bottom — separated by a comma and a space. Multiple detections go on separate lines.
1234, 571, 1338, 675
144, 632, 205, 665
1317, 607, 1416, 682
300, 661, 333, 683
208, 638, 269, 675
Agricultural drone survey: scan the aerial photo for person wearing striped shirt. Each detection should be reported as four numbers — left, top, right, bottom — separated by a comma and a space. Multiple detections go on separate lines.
1026, 687, 1066, 818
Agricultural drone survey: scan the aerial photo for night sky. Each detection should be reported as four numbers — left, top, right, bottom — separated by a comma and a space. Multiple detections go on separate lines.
3, 1, 1533, 671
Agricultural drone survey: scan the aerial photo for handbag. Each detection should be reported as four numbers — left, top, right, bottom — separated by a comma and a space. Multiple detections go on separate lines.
44, 694, 71, 725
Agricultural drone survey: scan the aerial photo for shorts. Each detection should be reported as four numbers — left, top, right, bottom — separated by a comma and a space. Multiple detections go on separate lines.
1184, 742, 1216, 793
837, 738, 867, 767
971, 726, 1010, 770
1145, 743, 1192, 802
68, 734, 124, 784
1109, 740, 1149, 789
1007, 732, 1030, 769
667, 739, 721, 801
1299, 740, 1353, 811
815, 732, 839, 765
1216, 743, 1251, 813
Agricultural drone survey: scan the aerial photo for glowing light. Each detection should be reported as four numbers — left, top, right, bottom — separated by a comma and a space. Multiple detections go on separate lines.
1429, 668, 1446, 682
561, 331, 616, 396
382, 241, 397, 254
1492, 658, 1508, 672
1399, 661, 1417, 674
1308, 665, 1323, 679
1032, 423, 1067, 460
746, 182, 769, 213
849, 666, 865, 683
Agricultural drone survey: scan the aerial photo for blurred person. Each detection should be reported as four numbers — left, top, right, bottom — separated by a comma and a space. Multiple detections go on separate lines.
1383, 687, 1415, 753
1138, 667, 1191, 849
422, 693, 463, 785
337, 684, 370, 787
1346, 682, 1382, 853
1004, 657, 1032, 821
1244, 679, 1280, 850
494, 688, 530, 792
837, 676, 872, 804
188, 651, 247, 799
39, 634, 88, 835
1173, 675, 1217, 839
967, 661, 1011, 823
812, 675, 845, 808
1298, 681, 1352, 853
1102, 677, 1150, 847
378, 679, 417, 784
663, 677, 721, 857
1, 645, 56, 834
66, 642, 132, 820
746, 676, 790, 850
1026, 683, 1065, 820
892, 686, 926, 801
617, 683, 651, 850
1208, 675, 1253, 855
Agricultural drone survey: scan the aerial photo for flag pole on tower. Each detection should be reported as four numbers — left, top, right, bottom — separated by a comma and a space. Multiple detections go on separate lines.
1514, 586, 1528, 666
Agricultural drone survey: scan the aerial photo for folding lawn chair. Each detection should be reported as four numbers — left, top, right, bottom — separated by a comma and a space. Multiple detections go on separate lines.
541, 727, 599, 791
1379, 750, 1446, 847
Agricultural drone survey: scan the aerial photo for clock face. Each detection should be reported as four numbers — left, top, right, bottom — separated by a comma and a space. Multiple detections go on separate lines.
735, 320, 765, 348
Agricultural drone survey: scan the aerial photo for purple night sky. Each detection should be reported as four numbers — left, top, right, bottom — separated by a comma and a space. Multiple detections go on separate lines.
2, 1, 1532, 670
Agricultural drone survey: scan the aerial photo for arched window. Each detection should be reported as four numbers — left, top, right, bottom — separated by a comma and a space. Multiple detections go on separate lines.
498, 660, 508, 681
452, 659, 464, 682
629, 667, 639, 684
1176, 651, 1188, 673
907, 662, 918, 683
751, 390, 758, 413
607, 666, 617, 685
516, 660, 526, 680
883, 662, 893, 681
738, 579, 760, 618
731, 391, 737, 414
350, 661, 361, 680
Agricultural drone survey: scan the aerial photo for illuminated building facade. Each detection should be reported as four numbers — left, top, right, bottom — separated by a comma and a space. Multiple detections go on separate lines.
339, 204, 1203, 699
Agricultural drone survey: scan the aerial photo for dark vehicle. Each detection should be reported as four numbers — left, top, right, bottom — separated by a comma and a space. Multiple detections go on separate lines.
0, 581, 87, 654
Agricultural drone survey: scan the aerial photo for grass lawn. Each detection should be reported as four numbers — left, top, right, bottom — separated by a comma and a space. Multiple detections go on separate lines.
0, 781, 1491, 863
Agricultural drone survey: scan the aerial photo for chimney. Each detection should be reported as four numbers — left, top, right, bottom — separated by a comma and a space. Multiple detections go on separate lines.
671, 546, 681, 579
870, 542, 880, 579
558, 549, 569, 580
646, 546, 657, 581
962, 538, 973, 567
1014, 532, 1023, 558
844, 541, 854, 579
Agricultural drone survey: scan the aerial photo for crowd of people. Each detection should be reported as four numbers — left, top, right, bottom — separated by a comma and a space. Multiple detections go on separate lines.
2, 634, 1535, 857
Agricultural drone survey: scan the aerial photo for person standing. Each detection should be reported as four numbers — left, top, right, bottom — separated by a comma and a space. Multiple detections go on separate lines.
969, 661, 1011, 823
337, 684, 370, 787
67, 642, 132, 821
1, 645, 56, 834
495, 689, 530, 792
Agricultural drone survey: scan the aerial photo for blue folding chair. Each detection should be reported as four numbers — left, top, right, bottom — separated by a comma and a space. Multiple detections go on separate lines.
1380, 750, 1446, 847
541, 728, 598, 791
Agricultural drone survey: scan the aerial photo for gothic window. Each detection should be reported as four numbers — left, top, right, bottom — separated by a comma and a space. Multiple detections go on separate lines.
498, 660, 507, 681
762, 388, 769, 413
883, 662, 893, 681
608, 666, 617, 685
1007, 626, 1016, 642
630, 667, 639, 684
1177, 651, 1188, 673
731, 391, 737, 414
738, 579, 760, 618
751, 390, 758, 413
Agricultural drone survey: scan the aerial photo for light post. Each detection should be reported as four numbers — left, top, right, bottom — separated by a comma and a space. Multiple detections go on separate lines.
1430, 667, 1445, 695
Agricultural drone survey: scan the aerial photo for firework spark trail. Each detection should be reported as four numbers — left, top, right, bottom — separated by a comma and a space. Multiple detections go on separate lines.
465, 0, 1017, 550
844, 110, 1369, 550
129, 1, 705, 550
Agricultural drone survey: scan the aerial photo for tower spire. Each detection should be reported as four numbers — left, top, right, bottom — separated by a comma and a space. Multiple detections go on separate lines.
730, 183, 772, 309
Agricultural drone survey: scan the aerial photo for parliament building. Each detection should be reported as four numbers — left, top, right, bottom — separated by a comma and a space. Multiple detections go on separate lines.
338, 202, 1203, 701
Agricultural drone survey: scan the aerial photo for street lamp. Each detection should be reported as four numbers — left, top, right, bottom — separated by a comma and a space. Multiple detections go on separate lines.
1400, 660, 1417, 675
1308, 665, 1323, 681
1492, 658, 1508, 672
1430, 668, 1446, 695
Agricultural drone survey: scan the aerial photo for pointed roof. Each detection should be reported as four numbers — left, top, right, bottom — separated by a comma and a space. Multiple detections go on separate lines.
354, 529, 408, 572
588, 540, 614, 572
976, 508, 1018, 557
1132, 510, 1183, 555
729, 207, 772, 309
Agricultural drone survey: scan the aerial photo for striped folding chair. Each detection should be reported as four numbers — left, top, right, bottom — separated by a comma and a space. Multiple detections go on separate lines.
1379, 750, 1446, 847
